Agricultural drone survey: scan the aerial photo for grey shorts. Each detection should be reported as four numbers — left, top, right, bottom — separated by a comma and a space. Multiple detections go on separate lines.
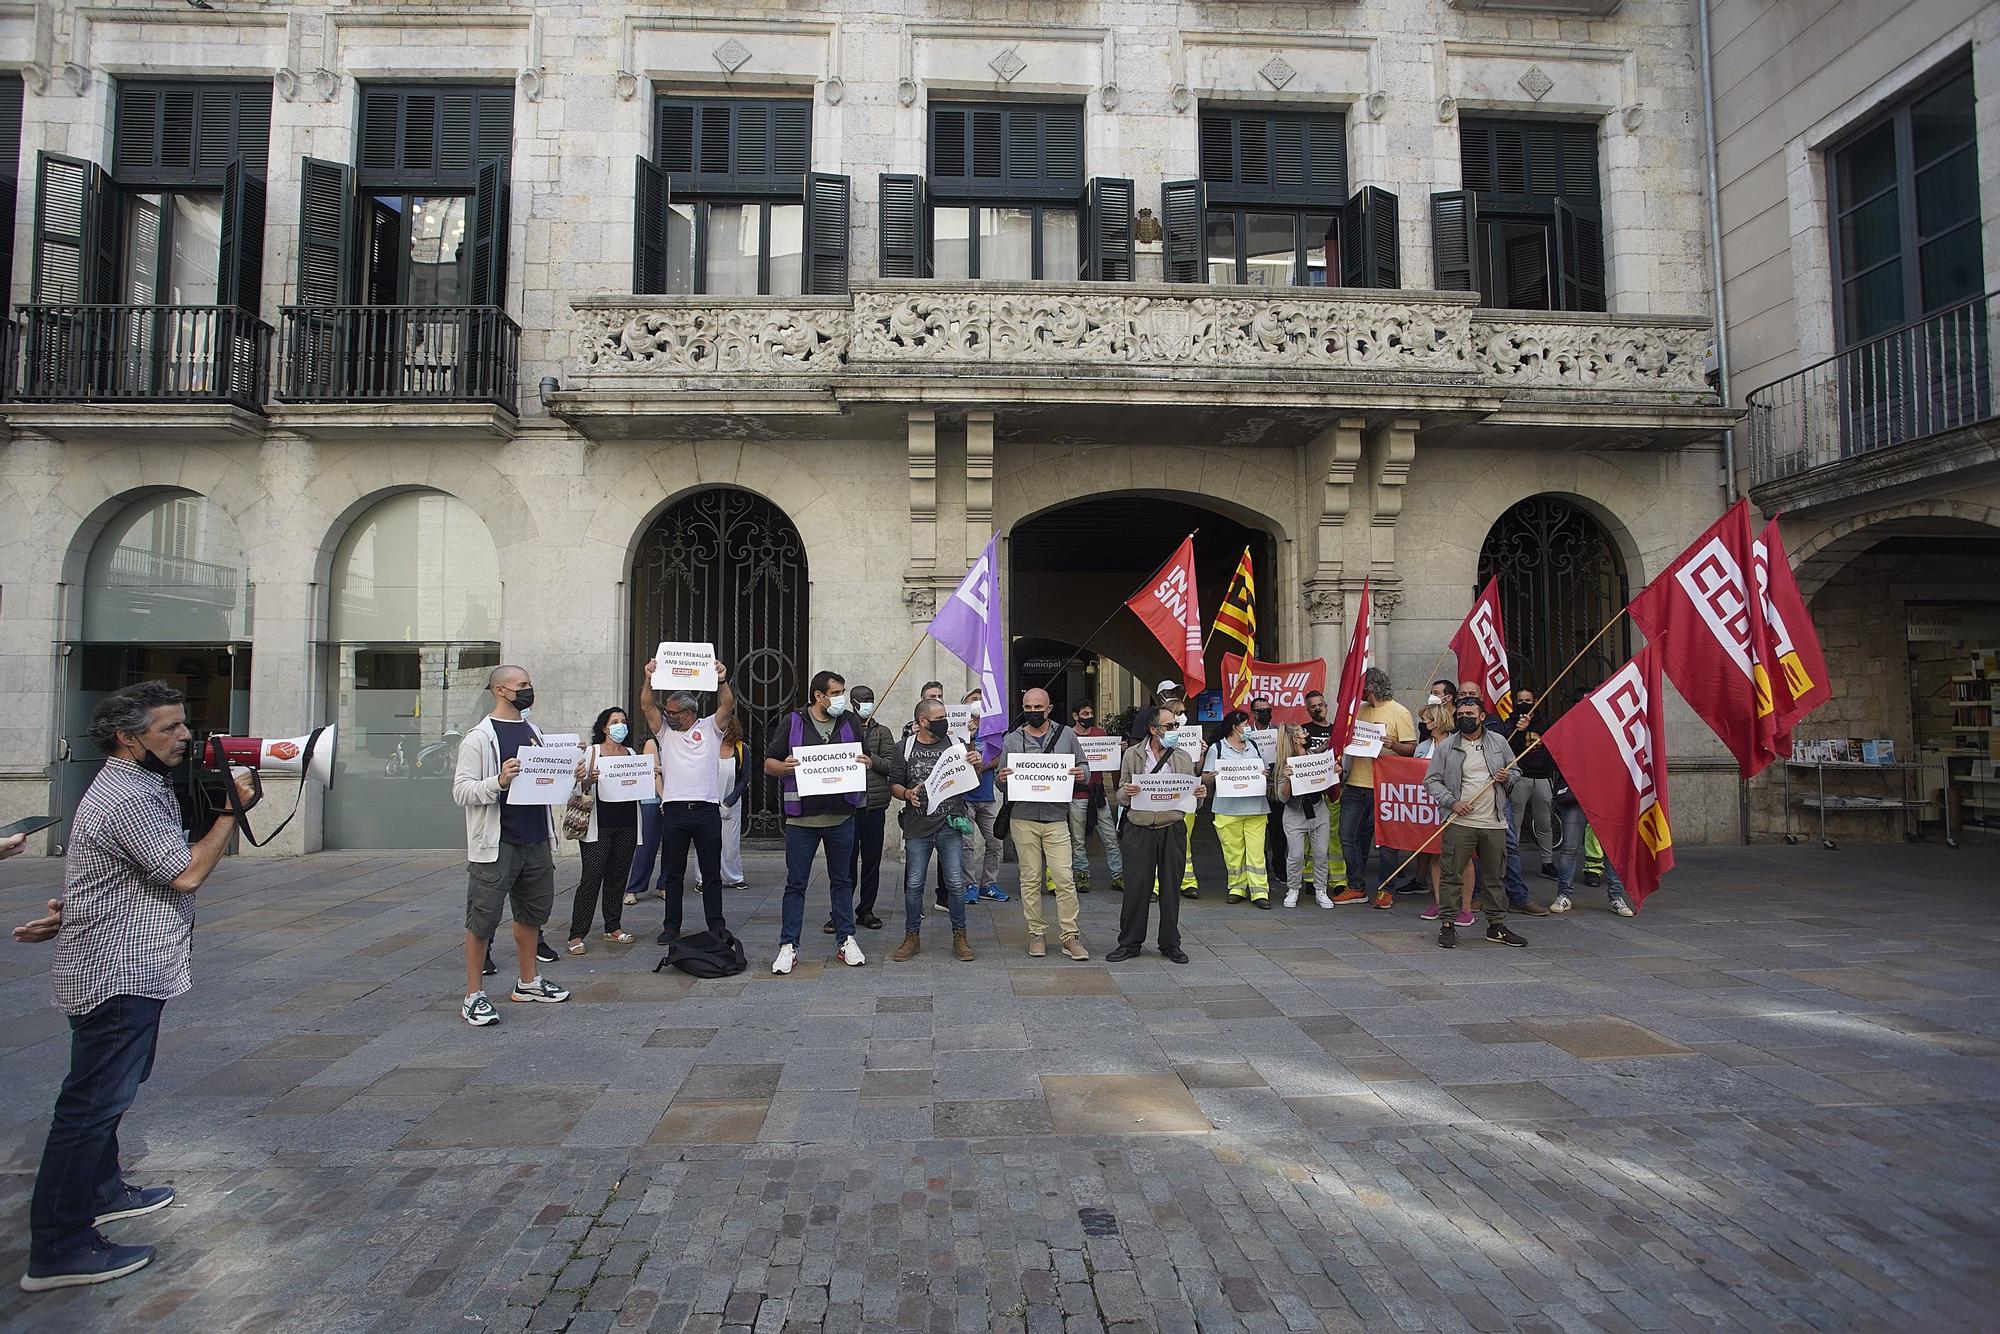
467, 841, 556, 936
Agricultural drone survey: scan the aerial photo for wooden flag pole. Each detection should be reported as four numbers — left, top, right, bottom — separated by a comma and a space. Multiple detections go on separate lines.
875, 628, 936, 714
1037, 529, 1201, 693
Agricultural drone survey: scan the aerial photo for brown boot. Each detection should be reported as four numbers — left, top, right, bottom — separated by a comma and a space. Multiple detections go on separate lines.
1060, 934, 1090, 961
952, 929, 975, 961
891, 931, 920, 962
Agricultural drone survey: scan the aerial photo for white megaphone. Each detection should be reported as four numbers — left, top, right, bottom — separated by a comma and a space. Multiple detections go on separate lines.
202, 724, 338, 790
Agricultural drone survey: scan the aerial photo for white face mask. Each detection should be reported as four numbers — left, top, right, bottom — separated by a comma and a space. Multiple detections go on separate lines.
1175, 713, 1187, 727
825, 693, 849, 717
857, 700, 876, 719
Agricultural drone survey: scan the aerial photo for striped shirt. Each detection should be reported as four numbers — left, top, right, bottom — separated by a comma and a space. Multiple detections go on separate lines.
54, 756, 197, 1016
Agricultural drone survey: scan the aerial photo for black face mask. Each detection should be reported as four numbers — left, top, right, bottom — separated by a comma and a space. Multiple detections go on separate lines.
917, 719, 939, 741
510, 686, 535, 711
136, 745, 178, 777
1023, 710, 1048, 728
1077, 716, 1094, 728
1308, 705, 1326, 719
1455, 716, 1481, 736
1253, 709, 1273, 727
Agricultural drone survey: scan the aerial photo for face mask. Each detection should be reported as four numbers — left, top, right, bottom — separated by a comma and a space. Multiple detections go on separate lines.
917, 718, 939, 741
825, 694, 849, 717
857, 700, 876, 719
1077, 716, 1094, 728
136, 744, 178, 777
1455, 716, 1480, 736
1516, 702, 1534, 716
1174, 712, 1187, 727
1023, 709, 1048, 728
1253, 709, 1273, 727
510, 685, 535, 711
1309, 705, 1326, 719
608, 723, 630, 744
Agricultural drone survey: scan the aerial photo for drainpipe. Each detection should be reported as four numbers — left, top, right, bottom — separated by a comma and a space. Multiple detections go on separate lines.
1698, 0, 1738, 506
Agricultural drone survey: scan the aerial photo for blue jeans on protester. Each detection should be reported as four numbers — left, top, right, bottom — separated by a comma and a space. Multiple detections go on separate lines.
625, 800, 664, 896
1338, 786, 1377, 894
903, 827, 968, 933
1557, 803, 1627, 902
779, 816, 857, 947
30, 994, 165, 1264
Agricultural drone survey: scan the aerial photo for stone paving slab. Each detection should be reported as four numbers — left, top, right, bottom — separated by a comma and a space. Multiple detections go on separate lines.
0, 841, 1998, 1329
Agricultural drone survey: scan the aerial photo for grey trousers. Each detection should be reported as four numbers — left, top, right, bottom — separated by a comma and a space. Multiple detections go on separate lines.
1509, 777, 1555, 863
1281, 802, 1331, 894
962, 799, 1003, 886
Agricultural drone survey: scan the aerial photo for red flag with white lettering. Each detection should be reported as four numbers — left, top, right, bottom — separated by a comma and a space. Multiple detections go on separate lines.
1221, 653, 1327, 723
1753, 517, 1831, 752
1627, 499, 1779, 777
1372, 755, 1446, 853
1126, 534, 1205, 697
1329, 578, 1372, 757
1448, 577, 1513, 722
1542, 643, 1675, 906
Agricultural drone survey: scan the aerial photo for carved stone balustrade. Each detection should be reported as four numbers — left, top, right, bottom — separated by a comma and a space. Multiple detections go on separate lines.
558, 283, 1731, 446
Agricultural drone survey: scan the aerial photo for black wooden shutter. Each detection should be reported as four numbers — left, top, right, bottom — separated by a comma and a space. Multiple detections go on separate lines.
219, 159, 267, 313
295, 157, 355, 305
633, 156, 668, 294
1339, 186, 1399, 290
802, 172, 850, 295
929, 103, 1083, 200
1430, 190, 1479, 292
468, 159, 509, 309
878, 173, 930, 278
1086, 177, 1134, 281
1161, 179, 1206, 284
655, 97, 810, 196
1555, 197, 1605, 312
0, 75, 22, 307
359, 85, 512, 188
1199, 109, 1345, 205
30, 152, 111, 302
113, 82, 271, 187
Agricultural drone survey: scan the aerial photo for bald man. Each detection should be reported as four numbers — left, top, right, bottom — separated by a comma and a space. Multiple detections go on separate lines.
996, 688, 1091, 960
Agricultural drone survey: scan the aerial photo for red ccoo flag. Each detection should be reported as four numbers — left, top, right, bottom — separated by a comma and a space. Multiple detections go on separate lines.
1628, 499, 1779, 777
1328, 577, 1373, 758
1449, 576, 1513, 721
1542, 643, 1675, 907
1127, 534, 1206, 697
1753, 517, 1830, 752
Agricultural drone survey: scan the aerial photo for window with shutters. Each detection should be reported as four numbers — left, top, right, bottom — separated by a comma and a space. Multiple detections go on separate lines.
0, 74, 23, 306
353, 85, 514, 306
1446, 117, 1603, 312
646, 97, 814, 295
924, 102, 1087, 280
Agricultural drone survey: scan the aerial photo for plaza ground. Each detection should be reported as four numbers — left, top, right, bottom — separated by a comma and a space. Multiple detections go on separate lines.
0, 839, 1997, 1332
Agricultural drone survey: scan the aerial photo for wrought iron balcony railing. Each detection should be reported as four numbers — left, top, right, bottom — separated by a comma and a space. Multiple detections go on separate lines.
275, 305, 520, 410
1747, 291, 1996, 488
11, 304, 270, 411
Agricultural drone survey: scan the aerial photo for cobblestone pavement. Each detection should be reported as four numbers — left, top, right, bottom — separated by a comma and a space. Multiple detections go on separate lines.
1, 840, 1999, 1332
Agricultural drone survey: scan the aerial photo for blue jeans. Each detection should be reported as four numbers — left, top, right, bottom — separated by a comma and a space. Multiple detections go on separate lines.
1338, 786, 1376, 894
903, 826, 968, 933
1469, 796, 1533, 906
1557, 804, 1627, 901
31, 994, 165, 1263
625, 800, 664, 895
780, 816, 857, 946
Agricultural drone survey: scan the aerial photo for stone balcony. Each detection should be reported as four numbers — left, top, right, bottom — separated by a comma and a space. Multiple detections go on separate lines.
553, 281, 1733, 447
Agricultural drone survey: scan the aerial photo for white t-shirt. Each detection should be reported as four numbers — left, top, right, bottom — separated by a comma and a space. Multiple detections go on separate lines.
657, 714, 722, 802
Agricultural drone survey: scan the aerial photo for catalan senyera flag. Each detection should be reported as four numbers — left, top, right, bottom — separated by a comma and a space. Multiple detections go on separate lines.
1214, 548, 1257, 707
1753, 517, 1830, 752
1127, 534, 1206, 697
1628, 499, 1780, 777
1542, 643, 1675, 907
1448, 577, 1512, 721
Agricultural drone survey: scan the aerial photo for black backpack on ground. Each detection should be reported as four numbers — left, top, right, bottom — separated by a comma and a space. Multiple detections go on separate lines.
655, 928, 748, 978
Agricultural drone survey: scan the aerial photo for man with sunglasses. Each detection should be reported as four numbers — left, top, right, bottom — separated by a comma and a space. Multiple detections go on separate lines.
638, 656, 736, 948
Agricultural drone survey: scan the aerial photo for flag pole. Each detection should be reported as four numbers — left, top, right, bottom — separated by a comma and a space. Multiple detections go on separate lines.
875, 628, 934, 713
1036, 529, 1201, 692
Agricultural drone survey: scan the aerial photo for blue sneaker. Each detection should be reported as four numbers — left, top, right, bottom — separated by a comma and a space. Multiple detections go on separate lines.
94, 1183, 174, 1226
20, 1232, 154, 1291
979, 883, 1010, 903
963, 887, 980, 906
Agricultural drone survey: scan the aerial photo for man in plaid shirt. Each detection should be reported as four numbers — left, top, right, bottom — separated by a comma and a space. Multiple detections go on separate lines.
13, 681, 253, 1292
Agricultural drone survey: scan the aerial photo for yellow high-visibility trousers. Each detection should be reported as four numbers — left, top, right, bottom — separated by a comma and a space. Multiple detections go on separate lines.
1214, 813, 1270, 902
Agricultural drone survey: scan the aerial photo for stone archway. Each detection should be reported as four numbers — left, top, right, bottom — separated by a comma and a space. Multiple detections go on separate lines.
1476, 493, 1633, 700
1791, 498, 2000, 600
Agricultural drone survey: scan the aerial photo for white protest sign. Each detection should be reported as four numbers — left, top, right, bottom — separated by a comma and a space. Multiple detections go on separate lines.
1213, 755, 1267, 799
539, 733, 581, 750
1344, 719, 1386, 758
651, 642, 718, 692
793, 742, 865, 796
922, 746, 978, 809
1168, 725, 1204, 764
1079, 735, 1124, 772
511, 746, 578, 805
1285, 750, 1340, 796
1131, 772, 1198, 813
1006, 753, 1076, 804
593, 752, 655, 802
944, 704, 979, 743
1248, 728, 1279, 757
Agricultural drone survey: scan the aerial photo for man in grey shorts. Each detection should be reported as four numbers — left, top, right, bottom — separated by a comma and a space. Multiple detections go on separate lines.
452, 665, 570, 1026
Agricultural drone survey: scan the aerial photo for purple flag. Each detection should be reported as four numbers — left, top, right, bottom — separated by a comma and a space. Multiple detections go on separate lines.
926, 534, 1007, 755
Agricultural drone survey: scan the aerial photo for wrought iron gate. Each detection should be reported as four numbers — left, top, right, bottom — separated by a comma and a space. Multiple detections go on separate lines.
631, 488, 807, 838
1476, 496, 1630, 706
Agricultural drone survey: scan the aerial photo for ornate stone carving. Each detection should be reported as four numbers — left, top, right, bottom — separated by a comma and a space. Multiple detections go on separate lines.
1470, 319, 1710, 392
519, 68, 544, 103
574, 307, 850, 374
1518, 66, 1554, 101
1371, 587, 1405, 618
989, 47, 1027, 82
1301, 584, 1344, 624
902, 584, 938, 622
714, 38, 752, 74
1259, 55, 1297, 91
615, 71, 639, 101
823, 75, 845, 105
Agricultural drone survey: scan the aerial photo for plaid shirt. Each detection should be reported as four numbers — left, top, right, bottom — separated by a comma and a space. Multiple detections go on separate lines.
54, 756, 197, 1016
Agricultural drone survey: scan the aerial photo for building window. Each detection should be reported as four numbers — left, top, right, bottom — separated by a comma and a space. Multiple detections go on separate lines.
1433, 118, 1603, 312
1202, 209, 1336, 286
660, 200, 806, 296
349, 86, 513, 308
934, 204, 1079, 280
1830, 63, 1981, 346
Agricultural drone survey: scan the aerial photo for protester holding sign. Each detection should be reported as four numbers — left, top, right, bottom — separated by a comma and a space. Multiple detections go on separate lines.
1341, 669, 1418, 910
563, 708, 642, 956
764, 671, 870, 974
1110, 707, 1208, 963
1068, 702, 1123, 893
998, 688, 1089, 960
1274, 696, 1344, 909
883, 699, 982, 963
1408, 703, 1465, 927
1202, 711, 1273, 907
637, 655, 737, 950
958, 689, 1005, 905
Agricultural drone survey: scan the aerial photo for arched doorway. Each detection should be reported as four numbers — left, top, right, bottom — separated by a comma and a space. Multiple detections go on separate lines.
322, 491, 503, 849
1477, 495, 1631, 700
58, 491, 254, 833
631, 488, 807, 839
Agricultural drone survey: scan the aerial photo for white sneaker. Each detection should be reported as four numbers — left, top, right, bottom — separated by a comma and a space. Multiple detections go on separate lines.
1551, 894, 1573, 914
771, 943, 797, 975
1314, 890, 1335, 909
838, 936, 867, 967
1611, 899, 1636, 917
1282, 890, 1299, 909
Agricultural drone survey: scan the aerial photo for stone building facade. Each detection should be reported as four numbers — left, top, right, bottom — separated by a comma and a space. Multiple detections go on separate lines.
0, 0, 1739, 853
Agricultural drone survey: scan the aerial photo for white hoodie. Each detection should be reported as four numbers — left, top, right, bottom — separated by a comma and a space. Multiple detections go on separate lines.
452, 715, 556, 863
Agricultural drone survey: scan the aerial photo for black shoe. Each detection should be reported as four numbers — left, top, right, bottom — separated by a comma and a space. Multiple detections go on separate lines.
1179, 887, 1199, 899
1485, 923, 1528, 948
535, 935, 559, 964
482, 952, 497, 978
1583, 871, 1602, 887
1437, 923, 1457, 949
1159, 945, 1190, 964
822, 920, 837, 935
1539, 862, 1559, 880
655, 927, 676, 946
20, 1232, 153, 1292
1105, 944, 1141, 962
857, 912, 884, 930
93, 1183, 174, 1226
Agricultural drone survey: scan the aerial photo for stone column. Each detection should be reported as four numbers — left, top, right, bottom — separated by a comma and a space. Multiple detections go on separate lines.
964, 410, 995, 555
